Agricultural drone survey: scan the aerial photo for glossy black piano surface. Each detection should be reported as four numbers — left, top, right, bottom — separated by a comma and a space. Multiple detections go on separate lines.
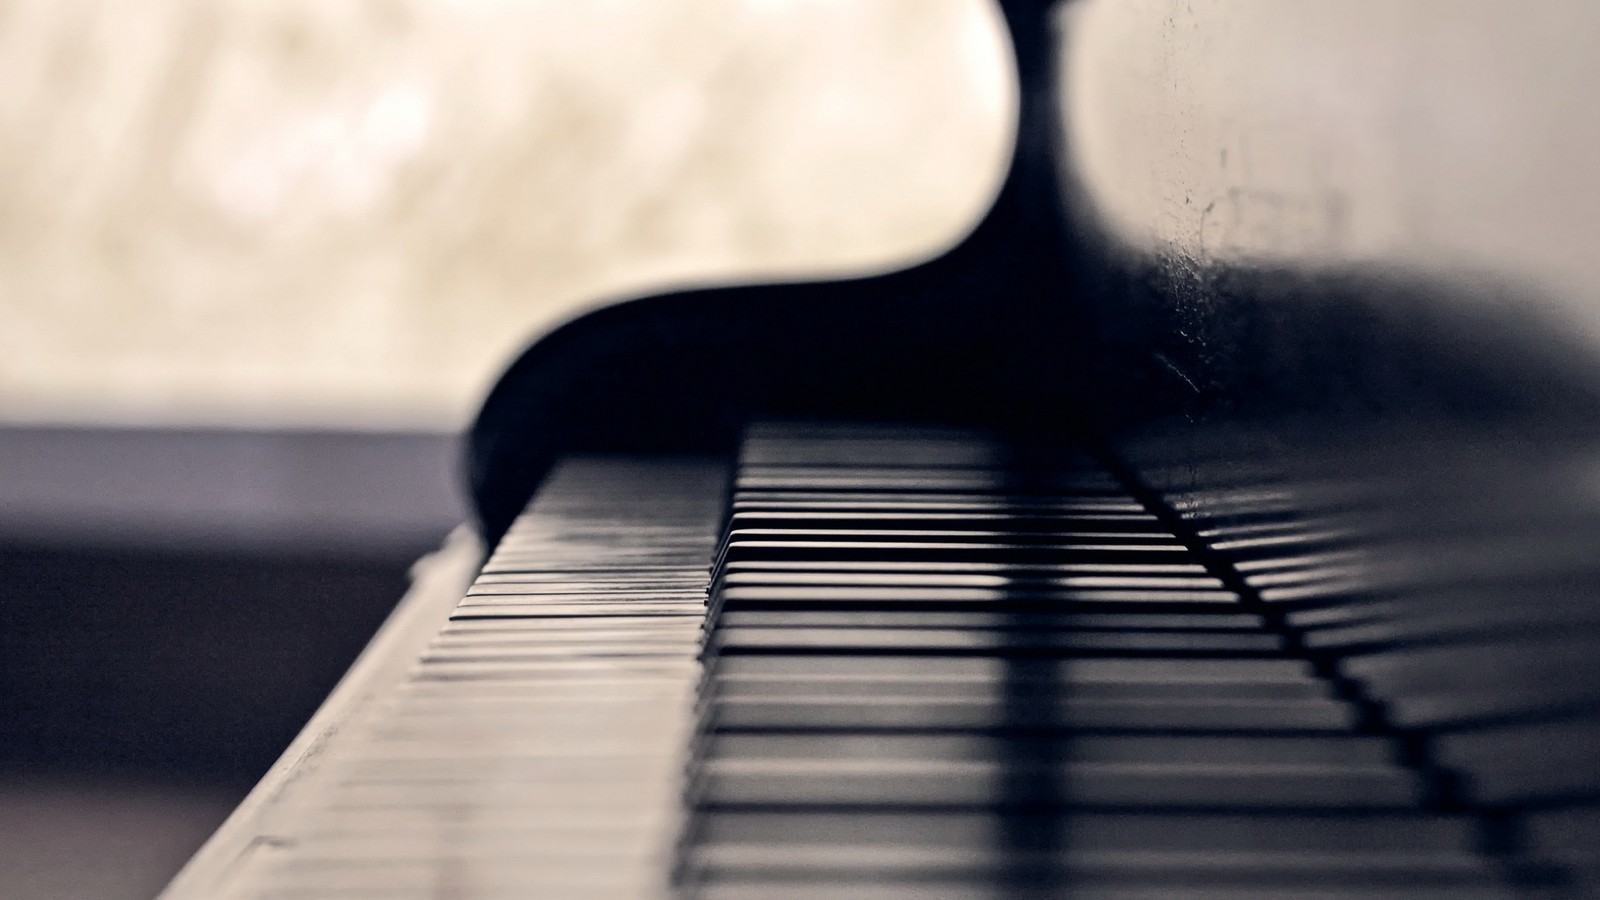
165, 0, 1600, 897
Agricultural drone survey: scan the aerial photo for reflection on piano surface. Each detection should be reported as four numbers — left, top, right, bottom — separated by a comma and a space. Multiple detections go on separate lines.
164, 0, 1600, 897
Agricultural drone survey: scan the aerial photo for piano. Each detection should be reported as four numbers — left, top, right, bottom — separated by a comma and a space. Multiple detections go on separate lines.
161, 1, 1600, 897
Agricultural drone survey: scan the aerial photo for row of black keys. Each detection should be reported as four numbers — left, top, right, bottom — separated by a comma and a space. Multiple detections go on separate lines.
675, 425, 1577, 900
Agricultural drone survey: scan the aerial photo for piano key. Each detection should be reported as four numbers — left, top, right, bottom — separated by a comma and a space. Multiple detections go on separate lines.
1523, 806, 1600, 897
720, 559, 1212, 575
718, 571, 1226, 589
1434, 717, 1600, 805
719, 541, 1192, 567
414, 660, 702, 681
1336, 637, 1600, 696
473, 566, 711, 583
706, 625, 1284, 655
714, 586, 1240, 609
733, 495, 1152, 513
690, 808, 1486, 855
458, 591, 707, 605
703, 732, 1391, 767
706, 696, 1361, 732
436, 619, 704, 636
1301, 608, 1600, 653
714, 610, 1262, 630
452, 601, 707, 615
688, 877, 1523, 890
688, 860, 1522, 900
705, 676, 1332, 703
467, 581, 709, 595
724, 527, 1182, 544
689, 842, 1504, 879
693, 759, 1424, 809
709, 654, 1318, 684
728, 511, 1163, 531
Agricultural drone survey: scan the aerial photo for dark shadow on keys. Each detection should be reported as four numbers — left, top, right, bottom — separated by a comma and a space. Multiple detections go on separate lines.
994, 439, 1073, 895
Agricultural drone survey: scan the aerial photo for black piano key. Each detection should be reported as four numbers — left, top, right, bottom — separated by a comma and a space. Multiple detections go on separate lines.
691, 808, 1487, 855
733, 495, 1152, 514
706, 625, 1284, 656
707, 678, 1334, 704
687, 864, 1524, 900
693, 759, 1425, 810
720, 540, 1191, 566
719, 559, 1212, 575
674, 423, 1561, 900
1524, 806, 1600, 896
1435, 717, 1600, 805
703, 733, 1393, 767
705, 696, 1361, 733
725, 527, 1183, 544
718, 571, 1226, 589
713, 585, 1240, 610
728, 511, 1164, 532
714, 610, 1263, 631
709, 654, 1318, 684
703, 734, 1395, 777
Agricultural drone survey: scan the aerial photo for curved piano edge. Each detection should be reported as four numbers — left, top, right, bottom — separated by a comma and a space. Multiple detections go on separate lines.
157, 525, 484, 900
464, 0, 1080, 549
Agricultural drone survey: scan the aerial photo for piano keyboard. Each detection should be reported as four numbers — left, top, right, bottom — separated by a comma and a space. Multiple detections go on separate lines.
163, 459, 727, 899
163, 422, 1599, 899
679, 424, 1571, 899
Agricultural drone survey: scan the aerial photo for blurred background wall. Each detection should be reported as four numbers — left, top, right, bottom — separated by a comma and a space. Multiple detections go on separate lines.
1058, 0, 1600, 359
0, 2, 1009, 897
1, 0, 1007, 428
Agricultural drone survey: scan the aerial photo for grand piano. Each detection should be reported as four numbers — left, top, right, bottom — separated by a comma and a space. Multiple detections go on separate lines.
162, 1, 1600, 897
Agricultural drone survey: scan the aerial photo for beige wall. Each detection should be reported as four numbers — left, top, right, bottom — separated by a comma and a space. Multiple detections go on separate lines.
1060, 0, 1600, 342
1, 0, 1010, 429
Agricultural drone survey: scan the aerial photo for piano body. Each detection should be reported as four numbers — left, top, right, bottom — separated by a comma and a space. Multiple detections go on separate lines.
163, 1, 1600, 897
